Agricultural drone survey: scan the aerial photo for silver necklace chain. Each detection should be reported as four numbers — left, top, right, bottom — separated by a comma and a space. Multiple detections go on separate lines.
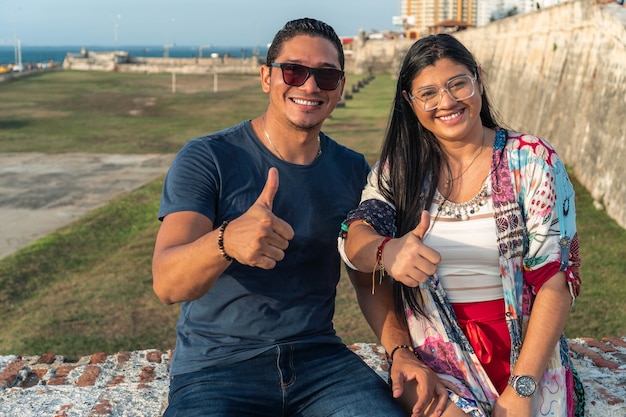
262, 115, 321, 161
444, 128, 486, 188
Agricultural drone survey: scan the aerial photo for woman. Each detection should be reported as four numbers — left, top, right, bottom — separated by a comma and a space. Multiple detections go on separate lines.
339, 34, 584, 417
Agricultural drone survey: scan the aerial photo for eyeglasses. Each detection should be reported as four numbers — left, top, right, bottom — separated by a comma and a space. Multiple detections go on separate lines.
408, 74, 477, 111
269, 62, 344, 91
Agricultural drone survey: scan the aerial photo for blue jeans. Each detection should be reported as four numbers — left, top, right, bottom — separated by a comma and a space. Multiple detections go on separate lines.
164, 343, 405, 417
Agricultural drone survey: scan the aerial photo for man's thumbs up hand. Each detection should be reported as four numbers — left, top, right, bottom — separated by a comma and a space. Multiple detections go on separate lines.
255, 166, 279, 212
221, 167, 294, 269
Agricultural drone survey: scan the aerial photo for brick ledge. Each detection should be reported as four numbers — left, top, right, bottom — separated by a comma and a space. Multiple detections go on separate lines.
1, 338, 625, 417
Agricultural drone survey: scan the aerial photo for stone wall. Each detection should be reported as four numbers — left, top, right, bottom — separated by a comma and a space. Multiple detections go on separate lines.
1, 339, 625, 416
454, 0, 626, 228
63, 51, 261, 75
119, 56, 261, 75
351, 0, 626, 229
61, 2, 626, 229
348, 30, 410, 75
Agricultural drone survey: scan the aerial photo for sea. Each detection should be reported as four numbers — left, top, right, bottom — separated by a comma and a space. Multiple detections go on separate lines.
0, 44, 268, 67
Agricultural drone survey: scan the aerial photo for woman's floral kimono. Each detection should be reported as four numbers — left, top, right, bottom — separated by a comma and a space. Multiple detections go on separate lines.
340, 130, 584, 416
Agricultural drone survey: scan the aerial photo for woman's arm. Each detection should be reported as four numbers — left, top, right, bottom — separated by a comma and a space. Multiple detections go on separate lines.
492, 271, 571, 417
343, 211, 440, 288
494, 136, 578, 416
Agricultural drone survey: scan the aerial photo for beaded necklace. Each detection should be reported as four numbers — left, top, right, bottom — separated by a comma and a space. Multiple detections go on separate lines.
435, 177, 490, 221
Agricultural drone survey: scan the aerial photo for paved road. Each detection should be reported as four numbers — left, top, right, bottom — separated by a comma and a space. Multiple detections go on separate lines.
0, 152, 174, 259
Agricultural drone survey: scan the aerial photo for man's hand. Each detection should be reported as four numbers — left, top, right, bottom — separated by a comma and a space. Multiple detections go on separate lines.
390, 348, 458, 417
223, 167, 294, 268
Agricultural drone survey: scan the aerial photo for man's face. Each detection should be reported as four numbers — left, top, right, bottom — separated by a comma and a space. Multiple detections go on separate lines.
261, 35, 345, 132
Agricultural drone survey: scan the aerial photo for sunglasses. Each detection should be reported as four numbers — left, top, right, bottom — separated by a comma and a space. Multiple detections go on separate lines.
269, 62, 344, 91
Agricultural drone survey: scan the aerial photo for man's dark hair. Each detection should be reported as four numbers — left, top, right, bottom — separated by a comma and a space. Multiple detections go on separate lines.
266, 18, 344, 69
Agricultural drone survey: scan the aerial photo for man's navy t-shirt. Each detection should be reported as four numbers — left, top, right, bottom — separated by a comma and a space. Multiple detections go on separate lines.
158, 121, 370, 376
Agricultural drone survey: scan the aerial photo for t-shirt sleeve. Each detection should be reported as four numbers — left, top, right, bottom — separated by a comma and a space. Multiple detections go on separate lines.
158, 139, 219, 222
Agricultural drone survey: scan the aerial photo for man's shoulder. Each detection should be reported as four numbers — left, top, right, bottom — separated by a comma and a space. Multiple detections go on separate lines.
190, 121, 251, 144
322, 133, 368, 165
178, 121, 254, 156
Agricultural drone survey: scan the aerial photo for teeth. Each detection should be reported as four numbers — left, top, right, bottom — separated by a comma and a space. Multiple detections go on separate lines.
293, 98, 319, 106
440, 111, 462, 121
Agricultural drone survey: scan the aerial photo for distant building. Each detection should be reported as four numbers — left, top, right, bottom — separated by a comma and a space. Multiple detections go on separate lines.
397, 0, 572, 37
398, 0, 478, 37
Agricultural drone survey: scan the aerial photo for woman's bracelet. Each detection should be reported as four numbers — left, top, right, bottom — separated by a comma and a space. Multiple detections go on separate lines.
372, 237, 391, 294
218, 221, 233, 262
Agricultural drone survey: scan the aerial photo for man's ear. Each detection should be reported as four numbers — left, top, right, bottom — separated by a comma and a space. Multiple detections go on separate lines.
261, 65, 271, 93
334, 76, 346, 104
338, 76, 346, 97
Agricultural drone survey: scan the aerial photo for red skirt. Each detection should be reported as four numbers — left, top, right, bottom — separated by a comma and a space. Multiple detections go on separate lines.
451, 298, 511, 394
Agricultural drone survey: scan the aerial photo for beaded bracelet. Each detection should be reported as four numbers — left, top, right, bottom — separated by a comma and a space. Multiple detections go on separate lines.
372, 237, 391, 294
218, 221, 233, 262
389, 344, 413, 362
387, 344, 414, 385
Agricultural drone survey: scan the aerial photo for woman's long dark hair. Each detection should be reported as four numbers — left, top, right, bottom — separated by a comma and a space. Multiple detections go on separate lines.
378, 34, 501, 325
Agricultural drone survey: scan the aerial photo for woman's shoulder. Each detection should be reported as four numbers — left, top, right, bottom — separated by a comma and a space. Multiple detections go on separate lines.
501, 129, 561, 167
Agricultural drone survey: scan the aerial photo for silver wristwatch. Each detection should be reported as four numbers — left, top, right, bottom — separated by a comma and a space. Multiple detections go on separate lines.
508, 374, 537, 398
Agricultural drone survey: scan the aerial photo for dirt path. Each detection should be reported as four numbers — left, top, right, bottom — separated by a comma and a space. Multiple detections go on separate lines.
0, 152, 174, 259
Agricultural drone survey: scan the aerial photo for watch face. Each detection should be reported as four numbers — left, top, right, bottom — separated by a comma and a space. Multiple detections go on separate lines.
515, 375, 537, 397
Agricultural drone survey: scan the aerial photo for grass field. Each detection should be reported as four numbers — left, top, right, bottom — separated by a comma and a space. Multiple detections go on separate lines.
0, 70, 624, 358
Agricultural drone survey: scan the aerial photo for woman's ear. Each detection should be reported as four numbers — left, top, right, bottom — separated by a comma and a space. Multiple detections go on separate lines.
477, 66, 484, 95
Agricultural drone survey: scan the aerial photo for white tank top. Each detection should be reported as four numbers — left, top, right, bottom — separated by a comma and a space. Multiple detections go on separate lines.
423, 180, 503, 303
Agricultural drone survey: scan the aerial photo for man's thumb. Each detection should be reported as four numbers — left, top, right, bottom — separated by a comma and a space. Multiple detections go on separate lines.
411, 210, 431, 240
390, 372, 406, 399
256, 167, 279, 210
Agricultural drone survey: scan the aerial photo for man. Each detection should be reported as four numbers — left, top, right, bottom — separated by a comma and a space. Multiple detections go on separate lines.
152, 18, 405, 416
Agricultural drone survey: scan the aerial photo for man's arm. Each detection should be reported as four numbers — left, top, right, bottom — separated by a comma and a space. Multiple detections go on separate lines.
152, 167, 294, 304
347, 268, 451, 416
152, 211, 228, 304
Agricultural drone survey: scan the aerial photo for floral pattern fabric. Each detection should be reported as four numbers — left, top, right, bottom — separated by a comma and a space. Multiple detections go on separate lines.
341, 129, 584, 416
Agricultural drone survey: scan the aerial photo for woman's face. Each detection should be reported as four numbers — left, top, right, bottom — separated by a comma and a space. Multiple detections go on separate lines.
404, 58, 483, 143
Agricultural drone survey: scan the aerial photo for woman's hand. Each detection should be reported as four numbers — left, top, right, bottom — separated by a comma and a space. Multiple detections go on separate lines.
384, 211, 441, 287
491, 388, 533, 417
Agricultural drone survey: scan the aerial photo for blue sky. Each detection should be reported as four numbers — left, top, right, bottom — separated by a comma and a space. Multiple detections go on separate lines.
0, 0, 402, 47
